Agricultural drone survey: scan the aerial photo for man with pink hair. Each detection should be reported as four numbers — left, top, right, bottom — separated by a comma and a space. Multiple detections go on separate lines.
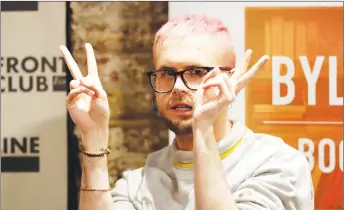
60, 14, 314, 210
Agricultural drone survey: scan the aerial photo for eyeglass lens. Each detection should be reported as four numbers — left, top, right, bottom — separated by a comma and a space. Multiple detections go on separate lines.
150, 67, 209, 92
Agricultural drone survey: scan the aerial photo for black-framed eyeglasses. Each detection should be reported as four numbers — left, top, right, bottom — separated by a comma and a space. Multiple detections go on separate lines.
145, 66, 233, 93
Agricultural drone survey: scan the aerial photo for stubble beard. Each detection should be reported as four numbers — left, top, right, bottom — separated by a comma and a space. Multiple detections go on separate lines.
161, 114, 193, 135
157, 92, 194, 135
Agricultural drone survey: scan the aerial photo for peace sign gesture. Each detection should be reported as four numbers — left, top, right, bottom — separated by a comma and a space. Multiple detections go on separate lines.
59, 43, 110, 146
193, 50, 269, 128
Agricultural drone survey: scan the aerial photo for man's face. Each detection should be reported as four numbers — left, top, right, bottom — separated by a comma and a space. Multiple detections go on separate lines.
153, 33, 235, 135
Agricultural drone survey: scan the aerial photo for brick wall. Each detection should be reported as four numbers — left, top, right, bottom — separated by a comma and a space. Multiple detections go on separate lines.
70, 2, 169, 186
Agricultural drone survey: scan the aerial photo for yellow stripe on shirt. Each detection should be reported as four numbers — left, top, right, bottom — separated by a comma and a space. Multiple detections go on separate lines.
173, 131, 246, 169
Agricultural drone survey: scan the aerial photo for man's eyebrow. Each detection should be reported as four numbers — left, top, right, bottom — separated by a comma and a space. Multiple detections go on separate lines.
185, 65, 202, 69
158, 65, 204, 71
158, 65, 176, 71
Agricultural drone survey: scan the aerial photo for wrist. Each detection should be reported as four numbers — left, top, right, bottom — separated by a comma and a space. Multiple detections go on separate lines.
81, 155, 108, 171
81, 128, 109, 150
80, 155, 110, 188
79, 128, 111, 189
193, 126, 223, 171
193, 125, 217, 152
193, 125, 214, 140
192, 118, 213, 131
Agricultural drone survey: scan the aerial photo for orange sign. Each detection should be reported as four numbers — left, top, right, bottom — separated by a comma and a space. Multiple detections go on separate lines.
245, 7, 343, 209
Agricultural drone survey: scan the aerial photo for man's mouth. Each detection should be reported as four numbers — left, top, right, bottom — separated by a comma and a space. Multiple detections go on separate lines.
171, 104, 193, 111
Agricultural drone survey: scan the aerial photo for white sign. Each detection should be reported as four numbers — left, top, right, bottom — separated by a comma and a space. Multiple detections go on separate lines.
1, 2, 67, 210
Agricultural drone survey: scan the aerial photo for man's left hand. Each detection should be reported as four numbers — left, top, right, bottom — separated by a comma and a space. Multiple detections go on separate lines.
193, 49, 270, 128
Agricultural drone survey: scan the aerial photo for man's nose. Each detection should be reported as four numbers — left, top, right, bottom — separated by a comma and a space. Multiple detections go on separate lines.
173, 76, 188, 92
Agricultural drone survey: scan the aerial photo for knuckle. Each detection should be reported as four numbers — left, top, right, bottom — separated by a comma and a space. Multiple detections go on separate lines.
100, 89, 108, 98
235, 80, 241, 88
223, 97, 231, 104
69, 80, 80, 89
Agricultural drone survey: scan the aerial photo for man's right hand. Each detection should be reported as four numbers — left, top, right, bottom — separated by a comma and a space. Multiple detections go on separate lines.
59, 43, 110, 151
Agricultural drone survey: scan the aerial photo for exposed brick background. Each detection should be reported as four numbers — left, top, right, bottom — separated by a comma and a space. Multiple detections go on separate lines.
70, 2, 169, 187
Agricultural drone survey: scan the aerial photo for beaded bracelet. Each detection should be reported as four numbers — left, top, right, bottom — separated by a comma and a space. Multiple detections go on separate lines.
79, 145, 111, 157
79, 187, 111, 192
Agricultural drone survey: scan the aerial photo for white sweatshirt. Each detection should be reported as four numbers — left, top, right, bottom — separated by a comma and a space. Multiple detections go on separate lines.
111, 121, 314, 210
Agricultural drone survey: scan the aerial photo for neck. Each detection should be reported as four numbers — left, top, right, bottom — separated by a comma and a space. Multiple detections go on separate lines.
175, 133, 193, 151
175, 110, 231, 151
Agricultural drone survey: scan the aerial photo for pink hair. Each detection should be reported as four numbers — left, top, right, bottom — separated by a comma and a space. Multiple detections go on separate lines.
153, 14, 231, 54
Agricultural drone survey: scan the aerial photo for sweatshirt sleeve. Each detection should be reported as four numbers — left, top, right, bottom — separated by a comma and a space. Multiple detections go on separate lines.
233, 146, 314, 210
111, 169, 143, 210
